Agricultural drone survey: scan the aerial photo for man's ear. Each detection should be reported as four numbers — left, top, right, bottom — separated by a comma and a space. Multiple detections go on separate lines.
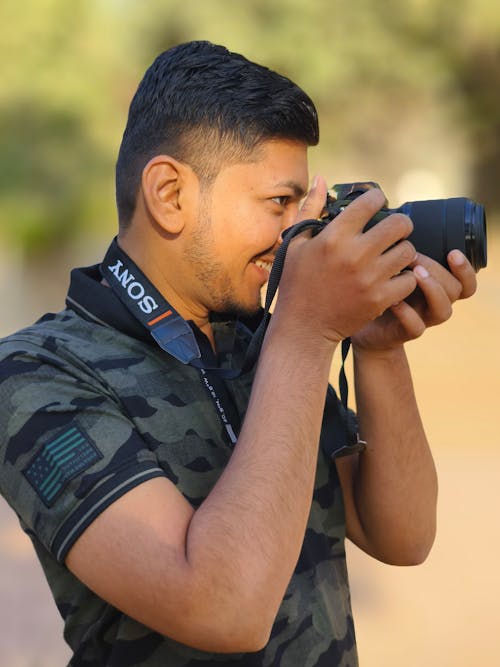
141, 155, 189, 234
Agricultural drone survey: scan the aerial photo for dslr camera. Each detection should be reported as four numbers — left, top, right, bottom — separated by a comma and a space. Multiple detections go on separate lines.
322, 182, 487, 272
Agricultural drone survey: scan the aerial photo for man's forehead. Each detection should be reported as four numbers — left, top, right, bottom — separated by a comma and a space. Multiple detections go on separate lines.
245, 139, 309, 187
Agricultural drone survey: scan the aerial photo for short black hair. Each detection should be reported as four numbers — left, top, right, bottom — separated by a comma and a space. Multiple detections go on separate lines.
115, 40, 319, 227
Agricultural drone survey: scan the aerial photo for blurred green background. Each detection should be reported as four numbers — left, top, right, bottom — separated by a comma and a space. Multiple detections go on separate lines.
0, 1, 499, 666
1, 0, 499, 333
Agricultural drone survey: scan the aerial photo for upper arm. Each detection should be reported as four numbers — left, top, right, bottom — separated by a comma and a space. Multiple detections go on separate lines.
64, 476, 208, 643
0, 349, 266, 652
0, 349, 197, 640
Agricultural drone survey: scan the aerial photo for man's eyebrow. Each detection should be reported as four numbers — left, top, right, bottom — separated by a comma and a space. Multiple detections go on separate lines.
275, 180, 307, 198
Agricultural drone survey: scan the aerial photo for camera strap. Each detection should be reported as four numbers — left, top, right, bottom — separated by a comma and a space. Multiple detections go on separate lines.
101, 238, 241, 446
101, 236, 365, 457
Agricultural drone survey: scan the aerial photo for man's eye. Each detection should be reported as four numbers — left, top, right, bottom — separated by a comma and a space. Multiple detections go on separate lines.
271, 196, 289, 207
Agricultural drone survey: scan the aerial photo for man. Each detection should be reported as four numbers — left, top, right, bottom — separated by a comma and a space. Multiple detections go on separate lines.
0, 41, 476, 666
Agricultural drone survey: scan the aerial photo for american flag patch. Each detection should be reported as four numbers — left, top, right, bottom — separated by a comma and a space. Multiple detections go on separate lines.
23, 425, 102, 507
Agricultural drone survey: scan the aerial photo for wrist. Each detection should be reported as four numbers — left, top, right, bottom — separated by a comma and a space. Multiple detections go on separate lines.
269, 303, 340, 361
352, 341, 406, 365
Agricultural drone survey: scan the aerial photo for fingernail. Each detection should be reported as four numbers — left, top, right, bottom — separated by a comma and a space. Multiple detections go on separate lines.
449, 249, 465, 265
311, 174, 319, 189
414, 265, 429, 279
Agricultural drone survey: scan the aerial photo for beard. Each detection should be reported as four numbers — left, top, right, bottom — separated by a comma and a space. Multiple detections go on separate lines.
182, 211, 262, 319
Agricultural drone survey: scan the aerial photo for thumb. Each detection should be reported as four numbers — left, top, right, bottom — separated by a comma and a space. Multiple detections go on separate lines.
298, 175, 328, 222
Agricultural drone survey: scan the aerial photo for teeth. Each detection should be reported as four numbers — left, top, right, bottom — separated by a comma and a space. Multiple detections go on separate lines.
255, 259, 273, 272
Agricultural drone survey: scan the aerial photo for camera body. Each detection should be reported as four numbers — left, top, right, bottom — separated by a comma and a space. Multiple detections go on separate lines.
322, 182, 487, 272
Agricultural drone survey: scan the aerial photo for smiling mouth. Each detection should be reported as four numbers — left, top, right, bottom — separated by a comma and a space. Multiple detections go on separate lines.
253, 258, 274, 273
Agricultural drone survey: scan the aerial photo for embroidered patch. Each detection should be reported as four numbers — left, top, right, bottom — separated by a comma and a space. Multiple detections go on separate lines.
23, 425, 103, 507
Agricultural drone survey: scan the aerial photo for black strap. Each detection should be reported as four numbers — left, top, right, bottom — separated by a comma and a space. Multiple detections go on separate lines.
241, 218, 326, 373
102, 239, 203, 366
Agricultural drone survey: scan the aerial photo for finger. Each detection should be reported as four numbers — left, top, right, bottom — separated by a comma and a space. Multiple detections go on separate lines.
297, 174, 328, 222
412, 264, 452, 325
447, 250, 477, 299
321, 187, 388, 237
390, 301, 426, 339
409, 253, 463, 303
376, 237, 417, 279
385, 269, 418, 309
362, 212, 415, 257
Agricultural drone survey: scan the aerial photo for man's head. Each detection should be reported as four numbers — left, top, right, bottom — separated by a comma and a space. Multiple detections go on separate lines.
115, 40, 319, 229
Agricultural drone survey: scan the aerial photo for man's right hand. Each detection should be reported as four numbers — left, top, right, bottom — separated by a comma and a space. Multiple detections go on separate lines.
275, 176, 419, 344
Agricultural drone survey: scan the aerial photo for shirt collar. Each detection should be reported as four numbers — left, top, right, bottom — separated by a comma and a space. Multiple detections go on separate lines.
66, 264, 151, 344
65, 263, 261, 368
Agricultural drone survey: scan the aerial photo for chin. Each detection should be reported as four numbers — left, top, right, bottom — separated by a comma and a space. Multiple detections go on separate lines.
209, 285, 263, 320
213, 298, 262, 320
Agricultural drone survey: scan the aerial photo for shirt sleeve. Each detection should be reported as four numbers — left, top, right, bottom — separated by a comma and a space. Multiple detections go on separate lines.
0, 344, 168, 563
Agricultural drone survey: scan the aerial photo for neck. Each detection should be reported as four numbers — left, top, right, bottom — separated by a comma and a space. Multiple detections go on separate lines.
117, 230, 216, 350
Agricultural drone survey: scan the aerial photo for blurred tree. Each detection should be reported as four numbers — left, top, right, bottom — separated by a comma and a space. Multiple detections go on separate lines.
401, 0, 500, 217
457, 46, 500, 218
0, 0, 129, 256
0, 101, 104, 253
115, 0, 500, 214
0, 0, 499, 262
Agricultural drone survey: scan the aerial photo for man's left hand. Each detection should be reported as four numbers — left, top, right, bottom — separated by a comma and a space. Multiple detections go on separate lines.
351, 249, 477, 351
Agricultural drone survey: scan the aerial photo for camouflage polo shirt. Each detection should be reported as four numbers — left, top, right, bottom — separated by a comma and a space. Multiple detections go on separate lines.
0, 263, 358, 666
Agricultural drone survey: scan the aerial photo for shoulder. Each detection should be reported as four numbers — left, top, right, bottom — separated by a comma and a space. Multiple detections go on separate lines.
0, 311, 169, 563
0, 308, 169, 389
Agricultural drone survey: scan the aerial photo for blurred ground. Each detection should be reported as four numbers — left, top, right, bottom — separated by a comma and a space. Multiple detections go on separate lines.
349, 232, 500, 666
0, 233, 498, 666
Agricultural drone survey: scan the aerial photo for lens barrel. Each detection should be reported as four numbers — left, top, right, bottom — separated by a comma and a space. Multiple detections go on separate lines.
397, 197, 487, 272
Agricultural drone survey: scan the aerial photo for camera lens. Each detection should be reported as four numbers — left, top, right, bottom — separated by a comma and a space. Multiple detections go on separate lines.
464, 199, 487, 272
397, 197, 487, 272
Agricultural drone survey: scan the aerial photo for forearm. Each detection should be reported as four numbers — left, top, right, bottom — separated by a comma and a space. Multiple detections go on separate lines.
186, 314, 336, 644
348, 344, 438, 564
